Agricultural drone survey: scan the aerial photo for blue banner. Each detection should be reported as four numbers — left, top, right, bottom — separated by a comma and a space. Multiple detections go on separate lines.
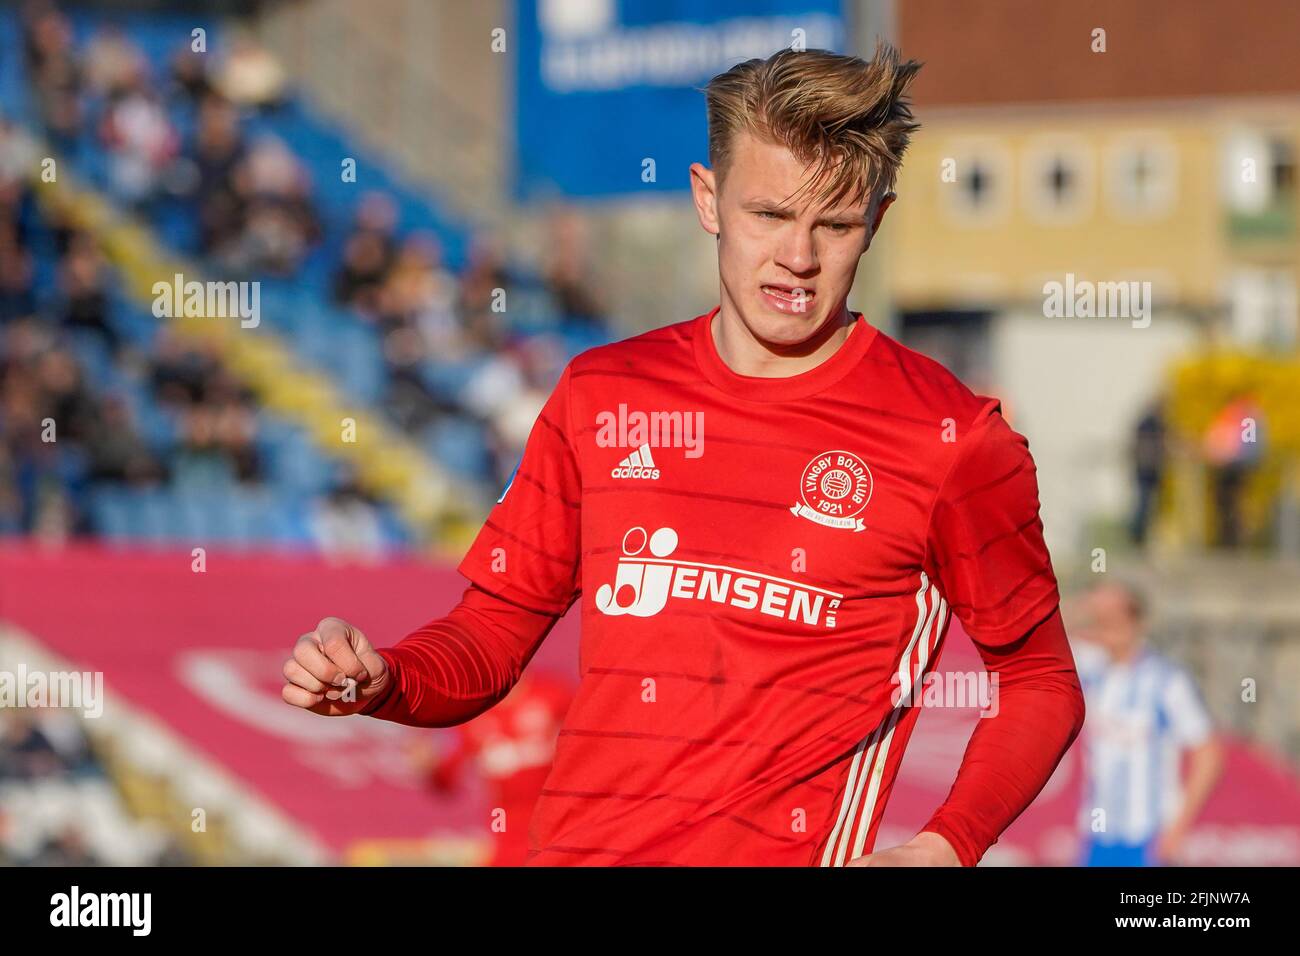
513, 0, 848, 200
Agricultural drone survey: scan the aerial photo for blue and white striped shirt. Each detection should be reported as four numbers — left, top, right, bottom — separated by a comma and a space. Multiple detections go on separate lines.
1075, 641, 1213, 844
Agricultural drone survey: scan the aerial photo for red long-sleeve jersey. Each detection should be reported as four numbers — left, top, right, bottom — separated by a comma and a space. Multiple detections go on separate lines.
363, 306, 1085, 866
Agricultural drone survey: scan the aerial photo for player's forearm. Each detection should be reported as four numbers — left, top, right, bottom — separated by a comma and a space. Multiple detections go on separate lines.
921, 609, 1086, 866
922, 677, 1083, 866
1171, 738, 1224, 829
360, 585, 559, 728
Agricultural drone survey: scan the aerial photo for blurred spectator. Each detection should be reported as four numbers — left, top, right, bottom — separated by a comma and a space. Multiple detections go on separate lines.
335, 229, 393, 313
0, 710, 98, 782
1130, 400, 1167, 546
27, 825, 103, 866
1, 116, 38, 224
167, 363, 262, 486
310, 470, 386, 560
35, 346, 99, 443
386, 236, 458, 327
1203, 394, 1266, 548
192, 95, 248, 254
82, 25, 146, 99
404, 234, 464, 356
150, 328, 220, 406
542, 206, 608, 325
0, 223, 36, 323
0, 322, 57, 531
457, 232, 511, 350
31, 482, 75, 543
22, 3, 83, 150
169, 43, 213, 105
0, 447, 23, 533
85, 394, 165, 485
98, 82, 179, 208
214, 136, 320, 276
0, 710, 66, 781
173, 403, 236, 486
0, 332, 98, 534
58, 231, 119, 354
465, 335, 563, 485
382, 322, 445, 432
333, 192, 399, 310
212, 32, 287, 109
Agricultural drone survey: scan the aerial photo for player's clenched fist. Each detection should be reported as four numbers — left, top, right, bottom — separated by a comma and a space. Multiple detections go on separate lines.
281, 617, 390, 716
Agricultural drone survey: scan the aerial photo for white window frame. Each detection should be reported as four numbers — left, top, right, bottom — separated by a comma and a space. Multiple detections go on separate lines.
941, 138, 1012, 227
1105, 134, 1178, 221
1222, 129, 1296, 214
1022, 136, 1094, 226
1225, 266, 1298, 347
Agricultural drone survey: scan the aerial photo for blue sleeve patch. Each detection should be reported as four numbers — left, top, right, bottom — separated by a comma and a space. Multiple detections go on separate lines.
497, 463, 520, 504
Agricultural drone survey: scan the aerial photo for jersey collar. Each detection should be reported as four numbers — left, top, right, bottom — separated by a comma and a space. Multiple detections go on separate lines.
692, 304, 878, 402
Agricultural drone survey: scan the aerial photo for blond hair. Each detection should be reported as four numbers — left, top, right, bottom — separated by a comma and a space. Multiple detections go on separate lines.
702, 44, 921, 210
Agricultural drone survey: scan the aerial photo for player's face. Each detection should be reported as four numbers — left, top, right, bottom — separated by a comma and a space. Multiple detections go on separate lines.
694, 130, 892, 350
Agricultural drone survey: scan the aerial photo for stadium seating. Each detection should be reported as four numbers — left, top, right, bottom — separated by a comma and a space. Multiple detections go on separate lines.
0, 6, 609, 552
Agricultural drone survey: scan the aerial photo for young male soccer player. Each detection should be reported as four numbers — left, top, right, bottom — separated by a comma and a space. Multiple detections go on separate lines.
1073, 581, 1223, 866
281, 45, 1086, 867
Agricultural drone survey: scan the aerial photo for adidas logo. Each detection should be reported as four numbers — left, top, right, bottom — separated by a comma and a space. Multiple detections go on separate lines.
611, 444, 661, 480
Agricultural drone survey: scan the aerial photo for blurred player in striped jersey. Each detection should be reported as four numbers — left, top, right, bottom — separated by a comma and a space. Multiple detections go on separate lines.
1074, 581, 1224, 866
282, 45, 1087, 866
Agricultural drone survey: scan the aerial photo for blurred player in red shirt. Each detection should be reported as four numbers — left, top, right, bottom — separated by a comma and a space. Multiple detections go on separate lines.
410, 671, 573, 866
283, 45, 1085, 867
